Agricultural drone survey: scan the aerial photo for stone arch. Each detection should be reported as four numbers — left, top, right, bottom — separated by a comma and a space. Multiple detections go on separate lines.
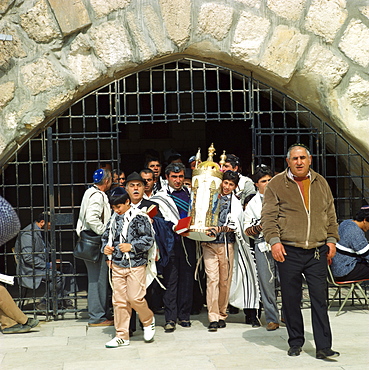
0, 0, 368, 166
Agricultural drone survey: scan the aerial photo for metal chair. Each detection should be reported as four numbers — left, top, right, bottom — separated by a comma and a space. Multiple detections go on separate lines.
12, 247, 29, 309
327, 264, 369, 316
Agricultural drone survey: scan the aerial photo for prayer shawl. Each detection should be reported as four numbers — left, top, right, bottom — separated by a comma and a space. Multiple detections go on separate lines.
151, 188, 182, 225
228, 193, 260, 309
105, 208, 158, 288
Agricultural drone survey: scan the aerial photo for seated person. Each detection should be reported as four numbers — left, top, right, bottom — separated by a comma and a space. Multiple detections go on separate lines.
0, 285, 39, 334
0, 195, 39, 334
14, 213, 77, 310
331, 205, 369, 281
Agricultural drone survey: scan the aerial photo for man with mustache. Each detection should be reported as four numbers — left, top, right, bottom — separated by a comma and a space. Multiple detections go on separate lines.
151, 163, 196, 332
261, 144, 340, 360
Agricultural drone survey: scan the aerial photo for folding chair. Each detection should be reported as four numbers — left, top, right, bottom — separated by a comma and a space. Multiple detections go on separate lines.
327, 265, 369, 316
12, 247, 28, 309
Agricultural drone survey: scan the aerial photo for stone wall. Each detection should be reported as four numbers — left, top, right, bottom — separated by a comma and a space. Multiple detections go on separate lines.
0, 0, 368, 164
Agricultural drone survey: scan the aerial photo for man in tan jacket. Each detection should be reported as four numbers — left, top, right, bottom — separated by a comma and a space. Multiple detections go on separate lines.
261, 144, 339, 360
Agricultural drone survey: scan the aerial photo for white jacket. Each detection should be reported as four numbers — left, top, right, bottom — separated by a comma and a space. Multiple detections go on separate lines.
76, 186, 111, 236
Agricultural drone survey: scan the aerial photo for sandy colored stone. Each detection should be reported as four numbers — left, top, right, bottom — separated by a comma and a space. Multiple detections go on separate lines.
267, 0, 305, 21
0, 27, 27, 68
160, 0, 191, 47
305, 0, 348, 43
126, 11, 153, 61
67, 54, 101, 86
231, 11, 270, 64
344, 74, 369, 110
0, 0, 14, 14
21, 57, 64, 95
90, 21, 133, 69
143, 5, 172, 54
90, 0, 131, 18
360, 6, 369, 20
20, 0, 61, 43
0, 81, 15, 109
46, 90, 76, 114
302, 43, 349, 87
47, 0, 91, 36
70, 33, 93, 55
261, 25, 309, 80
339, 19, 369, 68
198, 3, 233, 41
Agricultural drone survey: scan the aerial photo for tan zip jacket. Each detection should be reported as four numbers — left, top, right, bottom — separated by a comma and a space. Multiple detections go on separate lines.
261, 168, 339, 249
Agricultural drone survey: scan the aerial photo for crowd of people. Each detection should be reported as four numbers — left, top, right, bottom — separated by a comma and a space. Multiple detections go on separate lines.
1, 144, 368, 360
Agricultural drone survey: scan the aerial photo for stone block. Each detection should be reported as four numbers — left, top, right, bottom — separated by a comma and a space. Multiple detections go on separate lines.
47, 0, 91, 36
90, 0, 131, 18
21, 57, 64, 95
160, 0, 191, 47
305, 0, 348, 43
260, 25, 309, 80
198, 3, 233, 41
360, 6, 369, 20
231, 11, 270, 64
90, 21, 133, 70
0, 0, 14, 14
0, 81, 15, 109
339, 19, 369, 68
46, 90, 76, 114
143, 5, 172, 55
70, 33, 92, 55
302, 43, 349, 87
344, 74, 369, 110
0, 26, 27, 68
67, 54, 102, 86
20, 0, 61, 43
267, 0, 305, 21
126, 11, 153, 61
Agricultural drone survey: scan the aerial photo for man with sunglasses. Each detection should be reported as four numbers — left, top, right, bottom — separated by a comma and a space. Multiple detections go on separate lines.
261, 144, 339, 360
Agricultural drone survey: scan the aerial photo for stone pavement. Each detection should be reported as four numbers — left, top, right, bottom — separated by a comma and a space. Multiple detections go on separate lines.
1, 302, 368, 370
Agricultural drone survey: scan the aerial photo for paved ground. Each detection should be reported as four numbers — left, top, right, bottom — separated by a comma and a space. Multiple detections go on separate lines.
1, 298, 368, 370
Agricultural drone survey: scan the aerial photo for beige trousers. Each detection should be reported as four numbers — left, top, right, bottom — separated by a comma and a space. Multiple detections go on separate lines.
0, 285, 28, 329
112, 264, 153, 340
202, 243, 234, 323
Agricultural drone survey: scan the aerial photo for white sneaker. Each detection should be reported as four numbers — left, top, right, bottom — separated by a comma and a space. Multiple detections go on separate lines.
143, 317, 155, 342
105, 337, 130, 348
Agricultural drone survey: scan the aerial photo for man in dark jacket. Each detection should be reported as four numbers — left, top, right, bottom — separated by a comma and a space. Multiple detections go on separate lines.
261, 144, 340, 360
15, 213, 76, 311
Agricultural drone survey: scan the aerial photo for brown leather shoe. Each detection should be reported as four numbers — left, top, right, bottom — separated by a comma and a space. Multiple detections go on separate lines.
88, 319, 114, 327
266, 322, 279, 331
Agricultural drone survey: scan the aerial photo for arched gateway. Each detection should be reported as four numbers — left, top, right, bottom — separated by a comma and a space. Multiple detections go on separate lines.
1, 59, 368, 318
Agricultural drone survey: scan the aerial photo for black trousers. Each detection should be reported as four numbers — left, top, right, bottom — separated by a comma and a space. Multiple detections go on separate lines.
162, 237, 196, 322
335, 260, 369, 281
277, 244, 332, 350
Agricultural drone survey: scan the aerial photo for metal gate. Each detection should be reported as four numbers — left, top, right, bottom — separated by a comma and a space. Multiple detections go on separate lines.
0, 58, 367, 318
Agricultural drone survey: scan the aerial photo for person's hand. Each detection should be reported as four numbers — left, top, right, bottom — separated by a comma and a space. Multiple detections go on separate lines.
205, 227, 218, 237
271, 243, 287, 262
326, 242, 336, 261
104, 245, 114, 255
118, 243, 132, 253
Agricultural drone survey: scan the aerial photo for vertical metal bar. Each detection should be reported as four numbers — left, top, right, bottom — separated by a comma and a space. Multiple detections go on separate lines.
47, 127, 58, 318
